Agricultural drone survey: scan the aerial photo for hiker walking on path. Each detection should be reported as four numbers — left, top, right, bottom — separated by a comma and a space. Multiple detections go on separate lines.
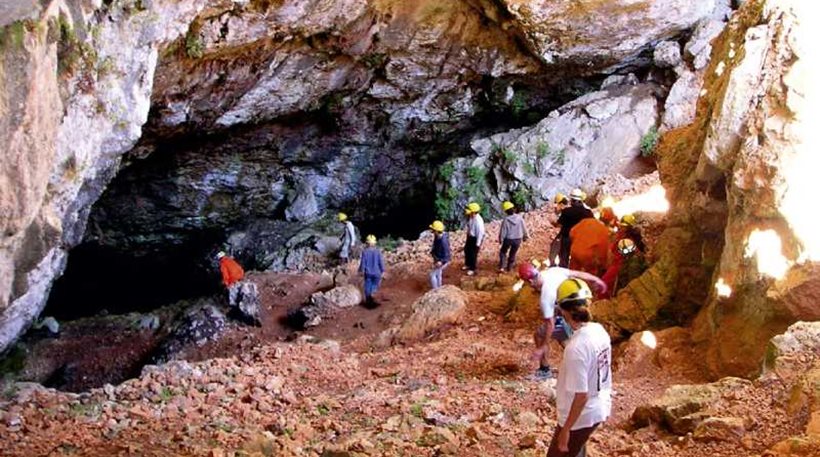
337, 212, 358, 264
547, 278, 612, 457
518, 263, 606, 380
429, 220, 451, 289
217, 251, 244, 306
359, 234, 386, 306
462, 202, 485, 276
498, 201, 529, 272
548, 193, 570, 265
555, 189, 594, 267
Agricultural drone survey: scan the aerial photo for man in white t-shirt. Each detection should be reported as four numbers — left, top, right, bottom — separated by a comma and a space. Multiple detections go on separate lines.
517, 263, 606, 380
547, 278, 612, 457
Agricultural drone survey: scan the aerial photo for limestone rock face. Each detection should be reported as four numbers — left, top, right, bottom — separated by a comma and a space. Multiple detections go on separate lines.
440, 83, 660, 218
598, 0, 820, 378
0, 0, 208, 353
498, 0, 717, 67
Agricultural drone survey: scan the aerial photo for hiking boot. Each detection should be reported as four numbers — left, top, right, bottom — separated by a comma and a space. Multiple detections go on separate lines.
531, 367, 555, 381
466, 270, 475, 276
461, 265, 470, 271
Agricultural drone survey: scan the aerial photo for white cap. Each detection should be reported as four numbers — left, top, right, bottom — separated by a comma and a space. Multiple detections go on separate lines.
216, 251, 226, 259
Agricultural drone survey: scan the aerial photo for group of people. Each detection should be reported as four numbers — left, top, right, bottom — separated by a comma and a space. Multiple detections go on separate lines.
213, 191, 633, 456
330, 189, 645, 309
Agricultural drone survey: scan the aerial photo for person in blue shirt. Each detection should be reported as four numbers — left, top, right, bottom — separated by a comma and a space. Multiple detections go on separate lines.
359, 234, 385, 306
429, 220, 451, 289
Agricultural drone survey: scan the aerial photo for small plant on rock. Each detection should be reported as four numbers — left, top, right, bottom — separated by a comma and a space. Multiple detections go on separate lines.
522, 162, 536, 175
185, 27, 204, 59
512, 187, 532, 210
536, 141, 550, 159
640, 126, 660, 157
438, 162, 455, 181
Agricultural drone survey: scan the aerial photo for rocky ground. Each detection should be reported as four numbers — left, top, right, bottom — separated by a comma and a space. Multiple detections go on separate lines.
1, 201, 817, 456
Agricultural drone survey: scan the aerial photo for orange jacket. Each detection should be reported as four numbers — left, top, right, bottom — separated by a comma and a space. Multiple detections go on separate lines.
569, 218, 611, 276
219, 256, 244, 286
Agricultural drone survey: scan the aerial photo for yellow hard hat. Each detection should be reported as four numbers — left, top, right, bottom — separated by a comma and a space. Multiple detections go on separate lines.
569, 188, 585, 200
366, 234, 377, 245
617, 238, 636, 255
501, 201, 515, 211
620, 214, 637, 226
557, 278, 593, 305
554, 193, 567, 204
337, 212, 348, 222
465, 202, 481, 214
429, 220, 445, 232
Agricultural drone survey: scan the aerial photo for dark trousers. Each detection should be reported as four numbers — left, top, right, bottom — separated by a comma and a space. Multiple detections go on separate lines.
498, 238, 522, 270
364, 274, 381, 299
546, 423, 599, 457
464, 236, 479, 271
559, 234, 571, 268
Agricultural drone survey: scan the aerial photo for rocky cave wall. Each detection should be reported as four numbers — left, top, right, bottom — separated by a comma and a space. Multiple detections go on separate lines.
592, 0, 820, 379
0, 0, 746, 355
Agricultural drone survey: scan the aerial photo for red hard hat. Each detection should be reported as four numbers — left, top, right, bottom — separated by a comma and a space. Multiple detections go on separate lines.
518, 262, 538, 281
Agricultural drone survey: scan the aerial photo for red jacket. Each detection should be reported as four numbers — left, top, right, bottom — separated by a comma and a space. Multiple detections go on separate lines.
219, 256, 244, 286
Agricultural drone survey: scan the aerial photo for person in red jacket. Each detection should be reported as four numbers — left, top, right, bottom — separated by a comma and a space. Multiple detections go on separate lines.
217, 251, 244, 305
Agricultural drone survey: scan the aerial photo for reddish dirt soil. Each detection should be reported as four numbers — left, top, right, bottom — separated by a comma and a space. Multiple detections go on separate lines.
0, 204, 810, 456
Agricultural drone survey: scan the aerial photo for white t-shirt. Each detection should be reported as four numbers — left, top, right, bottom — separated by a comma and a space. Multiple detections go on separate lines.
556, 322, 612, 430
538, 267, 571, 319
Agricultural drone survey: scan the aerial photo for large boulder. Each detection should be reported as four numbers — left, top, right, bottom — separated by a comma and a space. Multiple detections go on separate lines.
228, 281, 262, 327
300, 284, 363, 327
631, 377, 752, 434
376, 285, 467, 347
149, 303, 227, 365
764, 321, 820, 372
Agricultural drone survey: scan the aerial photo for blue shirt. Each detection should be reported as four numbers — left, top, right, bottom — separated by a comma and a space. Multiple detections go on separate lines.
431, 232, 451, 263
359, 247, 385, 276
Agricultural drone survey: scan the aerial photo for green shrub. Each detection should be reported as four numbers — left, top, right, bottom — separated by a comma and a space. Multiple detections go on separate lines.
185, 28, 204, 59
465, 166, 486, 200
536, 142, 550, 159
522, 162, 536, 175
434, 187, 459, 221
640, 126, 659, 157
439, 162, 455, 181
379, 235, 402, 252
510, 91, 527, 116
512, 187, 532, 209
0, 21, 27, 50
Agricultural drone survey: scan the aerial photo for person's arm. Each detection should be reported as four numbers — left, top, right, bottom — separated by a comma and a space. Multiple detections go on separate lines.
522, 218, 530, 242
557, 393, 590, 452
378, 251, 385, 277
358, 251, 366, 274
476, 217, 485, 246
499, 219, 506, 243
568, 270, 608, 296
442, 234, 451, 262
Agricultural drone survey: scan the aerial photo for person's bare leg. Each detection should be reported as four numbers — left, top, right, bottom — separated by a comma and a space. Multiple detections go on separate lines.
533, 319, 555, 372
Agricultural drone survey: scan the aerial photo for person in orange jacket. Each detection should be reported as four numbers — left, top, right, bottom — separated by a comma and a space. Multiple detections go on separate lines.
217, 251, 244, 305
568, 218, 610, 277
